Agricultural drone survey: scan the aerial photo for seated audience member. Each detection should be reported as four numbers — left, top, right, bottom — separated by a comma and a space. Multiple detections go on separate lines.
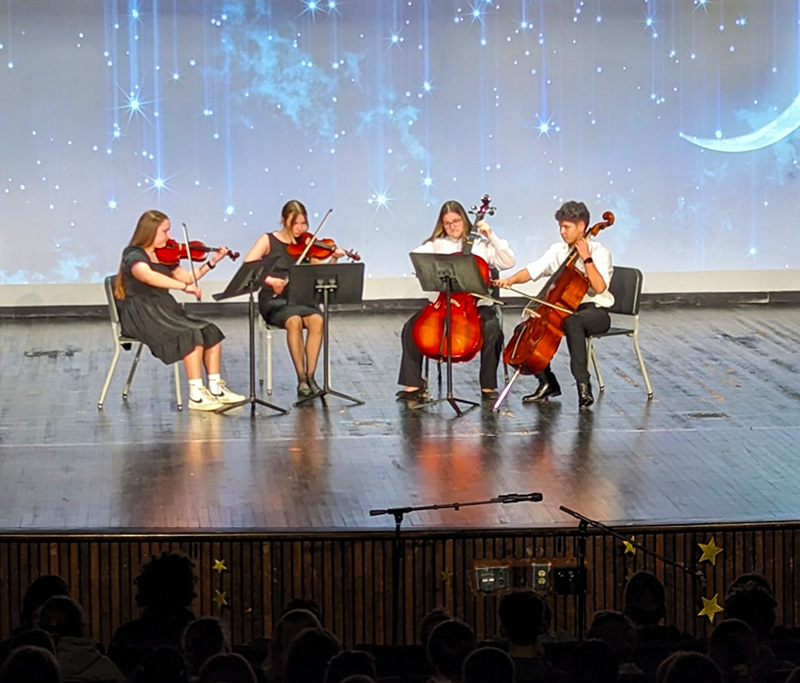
109, 551, 198, 674
421, 608, 452, 648
284, 627, 341, 683
280, 597, 323, 622
497, 591, 565, 682
707, 618, 760, 683
37, 595, 125, 682
0, 575, 69, 663
655, 651, 722, 683
623, 571, 686, 644
0, 629, 55, 662
199, 652, 257, 683
324, 650, 377, 683
183, 617, 230, 679
461, 646, 515, 683
724, 573, 791, 679
264, 608, 321, 683
0, 645, 60, 683
129, 645, 189, 683
586, 610, 643, 677
426, 619, 476, 683
566, 639, 619, 683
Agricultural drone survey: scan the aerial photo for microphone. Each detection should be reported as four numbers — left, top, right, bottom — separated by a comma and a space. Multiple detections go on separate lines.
496, 492, 544, 503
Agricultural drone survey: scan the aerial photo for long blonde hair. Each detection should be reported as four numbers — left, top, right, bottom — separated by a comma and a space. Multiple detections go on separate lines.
424, 200, 474, 246
113, 210, 169, 300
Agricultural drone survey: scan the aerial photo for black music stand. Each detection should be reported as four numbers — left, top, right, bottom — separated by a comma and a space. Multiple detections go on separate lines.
213, 258, 289, 416
409, 252, 489, 417
287, 262, 365, 407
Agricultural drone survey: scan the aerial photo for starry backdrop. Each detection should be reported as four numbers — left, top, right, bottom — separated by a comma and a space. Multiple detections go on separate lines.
1, 0, 799, 286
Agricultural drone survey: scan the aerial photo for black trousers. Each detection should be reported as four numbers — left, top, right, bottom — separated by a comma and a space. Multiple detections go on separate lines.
398, 306, 503, 390
558, 303, 611, 383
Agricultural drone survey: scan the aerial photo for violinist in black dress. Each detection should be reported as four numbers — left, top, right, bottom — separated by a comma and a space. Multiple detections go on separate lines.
244, 200, 344, 399
113, 209, 244, 411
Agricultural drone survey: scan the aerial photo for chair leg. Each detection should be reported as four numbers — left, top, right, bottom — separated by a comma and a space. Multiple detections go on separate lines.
122, 343, 145, 400
266, 328, 273, 396
173, 363, 183, 410
587, 339, 605, 392
258, 323, 265, 389
98, 344, 123, 409
632, 333, 653, 398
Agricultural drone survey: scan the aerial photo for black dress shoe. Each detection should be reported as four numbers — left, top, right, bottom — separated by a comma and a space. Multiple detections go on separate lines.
522, 377, 562, 403
396, 388, 426, 401
577, 380, 594, 408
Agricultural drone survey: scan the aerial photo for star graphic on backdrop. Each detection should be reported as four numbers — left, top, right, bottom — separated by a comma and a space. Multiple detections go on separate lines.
214, 590, 229, 608
441, 570, 453, 588
698, 537, 723, 565
623, 536, 637, 555
698, 594, 724, 623
213, 559, 228, 574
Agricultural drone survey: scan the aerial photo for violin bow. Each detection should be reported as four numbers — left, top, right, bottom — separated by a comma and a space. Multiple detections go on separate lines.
181, 222, 201, 296
505, 286, 573, 316
295, 208, 334, 265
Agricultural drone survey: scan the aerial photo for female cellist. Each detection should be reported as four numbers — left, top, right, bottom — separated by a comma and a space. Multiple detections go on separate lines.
244, 200, 345, 398
396, 200, 515, 401
494, 200, 613, 408
113, 209, 244, 411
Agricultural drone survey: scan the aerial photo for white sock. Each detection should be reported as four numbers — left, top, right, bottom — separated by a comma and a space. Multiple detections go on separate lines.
188, 379, 205, 401
208, 373, 222, 394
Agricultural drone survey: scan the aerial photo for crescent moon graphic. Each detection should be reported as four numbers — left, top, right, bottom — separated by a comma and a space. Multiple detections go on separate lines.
680, 93, 800, 152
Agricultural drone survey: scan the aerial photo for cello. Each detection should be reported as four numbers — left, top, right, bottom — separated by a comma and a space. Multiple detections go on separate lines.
496, 211, 615, 403
411, 195, 495, 363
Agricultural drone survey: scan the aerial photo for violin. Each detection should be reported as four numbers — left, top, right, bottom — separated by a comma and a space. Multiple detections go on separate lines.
155, 238, 240, 266
411, 195, 495, 363
503, 211, 615, 375
286, 232, 361, 262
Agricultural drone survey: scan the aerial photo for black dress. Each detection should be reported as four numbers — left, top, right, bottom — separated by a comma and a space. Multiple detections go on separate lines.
118, 246, 225, 365
257, 233, 321, 327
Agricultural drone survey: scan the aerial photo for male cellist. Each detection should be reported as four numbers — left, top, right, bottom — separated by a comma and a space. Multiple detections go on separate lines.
494, 200, 613, 408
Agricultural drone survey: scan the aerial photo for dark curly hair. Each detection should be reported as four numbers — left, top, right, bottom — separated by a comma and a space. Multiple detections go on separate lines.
134, 551, 197, 609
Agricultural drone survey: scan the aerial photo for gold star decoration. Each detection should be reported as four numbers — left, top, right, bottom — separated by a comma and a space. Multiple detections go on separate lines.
698, 594, 724, 623
441, 570, 453, 588
623, 536, 636, 555
213, 590, 229, 608
698, 537, 723, 565
213, 559, 228, 574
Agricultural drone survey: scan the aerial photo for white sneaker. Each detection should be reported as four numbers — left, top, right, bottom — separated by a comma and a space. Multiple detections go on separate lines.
211, 380, 245, 404
188, 386, 223, 411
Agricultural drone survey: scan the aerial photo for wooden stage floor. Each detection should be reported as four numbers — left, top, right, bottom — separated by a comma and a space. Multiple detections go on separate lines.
1, 305, 799, 534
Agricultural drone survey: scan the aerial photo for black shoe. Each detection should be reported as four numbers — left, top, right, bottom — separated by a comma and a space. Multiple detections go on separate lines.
481, 389, 499, 401
577, 381, 594, 408
307, 376, 321, 394
396, 388, 426, 401
522, 375, 562, 403
297, 381, 314, 398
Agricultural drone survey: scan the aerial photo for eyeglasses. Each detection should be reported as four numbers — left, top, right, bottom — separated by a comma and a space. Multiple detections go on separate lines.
443, 218, 463, 229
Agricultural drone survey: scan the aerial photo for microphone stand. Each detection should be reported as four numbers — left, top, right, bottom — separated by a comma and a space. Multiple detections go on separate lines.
559, 505, 706, 640
370, 492, 544, 644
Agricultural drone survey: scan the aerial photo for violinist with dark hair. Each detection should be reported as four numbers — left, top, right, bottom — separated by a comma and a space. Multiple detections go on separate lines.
244, 200, 346, 399
396, 200, 515, 401
495, 200, 613, 408
113, 209, 244, 411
